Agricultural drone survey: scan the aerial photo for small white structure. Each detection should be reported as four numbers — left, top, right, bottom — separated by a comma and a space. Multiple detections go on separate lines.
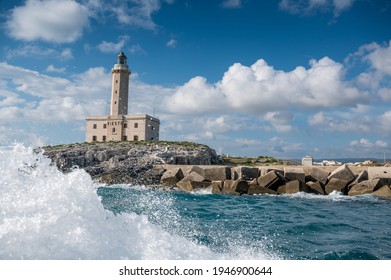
86, 52, 160, 142
302, 155, 313, 166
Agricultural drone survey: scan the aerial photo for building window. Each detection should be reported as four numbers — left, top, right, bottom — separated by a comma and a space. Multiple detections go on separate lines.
150, 125, 154, 130
123, 123, 127, 128
93, 124, 97, 129
112, 127, 116, 133
103, 124, 107, 129
115, 80, 118, 83
102, 136, 106, 141
92, 136, 97, 142
133, 135, 138, 141
122, 136, 127, 141
115, 90, 117, 94
134, 123, 138, 128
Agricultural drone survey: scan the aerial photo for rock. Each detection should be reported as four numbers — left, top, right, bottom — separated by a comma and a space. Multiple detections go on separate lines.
257, 171, 286, 191
211, 181, 224, 194
204, 167, 231, 181
43, 141, 217, 185
372, 185, 391, 199
327, 164, 355, 182
277, 180, 313, 194
284, 167, 305, 183
306, 181, 325, 195
325, 178, 349, 195
160, 167, 184, 187
231, 166, 259, 180
307, 167, 330, 185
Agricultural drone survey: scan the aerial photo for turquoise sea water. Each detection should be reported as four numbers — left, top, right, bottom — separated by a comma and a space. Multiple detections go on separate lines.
1, 144, 390, 260
98, 186, 391, 260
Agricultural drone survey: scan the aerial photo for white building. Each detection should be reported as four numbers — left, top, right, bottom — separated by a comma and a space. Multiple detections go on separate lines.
86, 52, 160, 142
302, 155, 313, 166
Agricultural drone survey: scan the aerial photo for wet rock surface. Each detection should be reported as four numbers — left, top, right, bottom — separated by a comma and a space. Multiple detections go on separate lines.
43, 141, 217, 185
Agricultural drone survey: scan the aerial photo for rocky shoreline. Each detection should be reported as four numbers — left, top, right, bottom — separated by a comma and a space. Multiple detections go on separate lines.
43, 141, 391, 199
43, 141, 217, 185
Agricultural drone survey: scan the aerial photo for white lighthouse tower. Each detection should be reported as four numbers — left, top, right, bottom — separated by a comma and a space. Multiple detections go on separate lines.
85, 52, 160, 142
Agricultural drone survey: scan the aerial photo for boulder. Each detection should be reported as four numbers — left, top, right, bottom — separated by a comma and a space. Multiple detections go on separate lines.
277, 180, 313, 194
231, 166, 259, 180
307, 167, 330, 185
211, 180, 224, 194
306, 181, 325, 195
257, 171, 286, 191
284, 167, 305, 183
325, 178, 349, 195
372, 185, 391, 199
160, 167, 184, 187
203, 166, 231, 181
327, 164, 355, 182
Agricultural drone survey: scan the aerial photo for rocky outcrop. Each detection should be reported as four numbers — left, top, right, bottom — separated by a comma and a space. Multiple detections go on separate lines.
43, 141, 217, 185
161, 164, 391, 199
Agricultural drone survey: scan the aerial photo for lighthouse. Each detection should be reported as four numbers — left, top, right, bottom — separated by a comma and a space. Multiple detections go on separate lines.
110, 52, 130, 116
85, 52, 160, 142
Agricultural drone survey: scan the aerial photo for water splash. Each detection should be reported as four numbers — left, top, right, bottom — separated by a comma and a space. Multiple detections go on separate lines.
0, 144, 216, 259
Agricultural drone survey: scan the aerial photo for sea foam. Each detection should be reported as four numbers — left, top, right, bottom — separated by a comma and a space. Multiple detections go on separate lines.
0, 144, 215, 259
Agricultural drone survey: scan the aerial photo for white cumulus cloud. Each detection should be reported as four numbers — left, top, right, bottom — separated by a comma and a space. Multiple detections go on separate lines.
6, 0, 89, 43
97, 36, 130, 53
164, 57, 367, 115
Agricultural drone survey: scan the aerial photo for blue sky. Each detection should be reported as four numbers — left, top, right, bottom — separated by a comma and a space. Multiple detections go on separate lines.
1, 0, 391, 159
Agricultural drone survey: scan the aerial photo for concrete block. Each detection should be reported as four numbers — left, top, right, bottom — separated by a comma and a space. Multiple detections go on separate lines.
372, 185, 391, 199
211, 180, 224, 194
348, 181, 376, 196
222, 180, 240, 195
234, 179, 250, 194
308, 167, 330, 185
307, 181, 325, 195
231, 166, 259, 180
368, 167, 391, 185
204, 167, 231, 181
325, 178, 349, 194
277, 180, 312, 194
160, 167, 184, 187
328, 164, 355, 182
257, 171, 286, 191
284, 167, 305, 183
248, 183, 277, 195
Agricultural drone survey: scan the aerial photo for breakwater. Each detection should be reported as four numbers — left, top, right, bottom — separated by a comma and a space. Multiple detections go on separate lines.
161, 165, 391, 198
42, 142, 391, 199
